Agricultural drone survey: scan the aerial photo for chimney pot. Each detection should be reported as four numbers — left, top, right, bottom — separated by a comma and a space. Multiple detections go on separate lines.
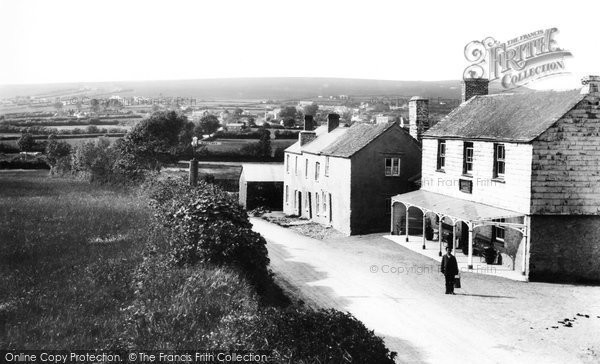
327, 113, 340, 133
462, 77, 489, 103
581, 75, 600, 95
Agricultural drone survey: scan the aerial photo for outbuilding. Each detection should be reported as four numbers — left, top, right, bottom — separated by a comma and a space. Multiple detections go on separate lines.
238, 163, 284, 210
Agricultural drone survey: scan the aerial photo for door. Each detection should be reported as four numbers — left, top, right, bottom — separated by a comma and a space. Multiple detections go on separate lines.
308, 192, 312, 219
297, 192, 302, 216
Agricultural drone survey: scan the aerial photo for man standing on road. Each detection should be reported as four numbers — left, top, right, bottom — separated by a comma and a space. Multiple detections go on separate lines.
441, 246, 459, 294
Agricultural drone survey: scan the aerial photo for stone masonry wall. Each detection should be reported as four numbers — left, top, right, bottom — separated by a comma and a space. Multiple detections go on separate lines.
529, 215, 600, 283
531, 95, 600, 215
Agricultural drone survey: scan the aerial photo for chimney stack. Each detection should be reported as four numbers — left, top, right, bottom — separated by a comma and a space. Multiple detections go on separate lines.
462, 77, 489, 103
303, 114, 315, 131
409, 96, 429, 141
327, 113, 340, 133
581, 75, 600, 96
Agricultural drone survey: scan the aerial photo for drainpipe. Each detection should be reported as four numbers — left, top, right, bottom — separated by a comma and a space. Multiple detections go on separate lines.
522, 215, 531, 277
422, 212, 426, 249
467, 223, 474, 270
438, 217, 443, 256
405, 205, 410, 242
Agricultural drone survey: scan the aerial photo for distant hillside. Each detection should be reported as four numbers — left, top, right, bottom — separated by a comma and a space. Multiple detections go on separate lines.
0, 77, 469, 100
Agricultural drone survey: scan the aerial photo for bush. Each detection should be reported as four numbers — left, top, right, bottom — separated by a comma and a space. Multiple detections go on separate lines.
0, 153, 49, 169
214, 307, 397, 363
46, 135, 72, 174
144, 178, 270, 291
214, 130, 263, 139
273, 130, 300, 139
17, 133, 36, 152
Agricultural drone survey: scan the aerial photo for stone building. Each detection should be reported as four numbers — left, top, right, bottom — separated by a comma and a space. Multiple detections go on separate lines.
284, 114, 422, 235
391, 76, 600, 283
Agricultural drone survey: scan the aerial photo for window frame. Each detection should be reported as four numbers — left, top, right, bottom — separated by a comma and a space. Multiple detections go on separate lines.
315, 162, 320, 181
463, 141, 474, 175
493, 143, 505, 179
436, 139, 446, 171
384, 157, 401, 177
305, 159, 308, 179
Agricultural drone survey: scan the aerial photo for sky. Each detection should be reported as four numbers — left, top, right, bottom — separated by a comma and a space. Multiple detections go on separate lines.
0, 0, 598, 89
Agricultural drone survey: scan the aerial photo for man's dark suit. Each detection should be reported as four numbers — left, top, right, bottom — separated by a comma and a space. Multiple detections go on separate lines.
441, 253, 459, 294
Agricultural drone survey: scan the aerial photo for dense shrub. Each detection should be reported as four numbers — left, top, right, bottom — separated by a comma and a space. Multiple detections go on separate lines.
45, 135, 72, 174
213, 307, 397, 363
0, 153, 49, 169
17, 133, 36, 152
214, 130, 263, 139
144, 178, 270, 289
0, 143, 20, 153
273, 130, 300, 139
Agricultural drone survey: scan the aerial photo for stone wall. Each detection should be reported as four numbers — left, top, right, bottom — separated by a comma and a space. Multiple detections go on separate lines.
529, 215, 600, 283
531, 95, 600, 215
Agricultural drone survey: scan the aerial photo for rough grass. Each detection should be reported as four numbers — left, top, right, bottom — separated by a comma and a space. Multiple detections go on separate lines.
0, 170, 150, 348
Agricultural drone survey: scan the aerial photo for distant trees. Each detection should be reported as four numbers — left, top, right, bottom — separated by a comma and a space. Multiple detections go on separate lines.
17, 133, 36, 152
303, 102, 319, 116
53, 102, 63, 114
45, 134, 71, 174
90, 99, 101, 114
118, 111, 194, 171
195, 114, 220, 135
279, 106, 298, 121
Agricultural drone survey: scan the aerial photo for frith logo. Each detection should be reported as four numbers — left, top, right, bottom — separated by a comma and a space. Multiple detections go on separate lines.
463, 28, 572, 89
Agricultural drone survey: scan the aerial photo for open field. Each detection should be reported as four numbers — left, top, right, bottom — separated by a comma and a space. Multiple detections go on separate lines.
0, 170, 151, 347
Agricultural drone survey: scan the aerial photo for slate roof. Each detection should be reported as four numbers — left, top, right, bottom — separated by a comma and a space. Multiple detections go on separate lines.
424, 89, 585, 142
240, 163, 283, 182
285, 122, 401, 158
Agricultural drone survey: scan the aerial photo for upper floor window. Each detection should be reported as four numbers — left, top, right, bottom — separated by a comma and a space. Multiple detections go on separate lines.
493, 143, 505, 178
295, 156, 298, 175
315, 162, 320, 181
436, 140, 446, 170
463, 141, 474, 175
305, 159, 308, 178
325, 156, 330, 177
385, 158, 401, 176
286, 155, 290, 173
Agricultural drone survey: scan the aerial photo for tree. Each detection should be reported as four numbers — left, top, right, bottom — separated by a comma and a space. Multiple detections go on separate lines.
257, 128, 271, 158
53, 101, 63, 114
282, 118, 296, 128
117, 111, 195, 171
303, 102, 319, 116
45, 134, 72, 173
195, 114, 220, 135
90, 99, 101, 114
18, 133, 36, 152
279, 106, 298, 121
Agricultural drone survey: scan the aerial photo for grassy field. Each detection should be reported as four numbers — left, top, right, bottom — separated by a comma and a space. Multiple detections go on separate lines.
0, 170, 150, 348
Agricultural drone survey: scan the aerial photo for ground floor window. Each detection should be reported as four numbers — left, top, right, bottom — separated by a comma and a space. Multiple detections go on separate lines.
316, 193, 320, 214
285, 185, 289, 204
493, 218, 505, 246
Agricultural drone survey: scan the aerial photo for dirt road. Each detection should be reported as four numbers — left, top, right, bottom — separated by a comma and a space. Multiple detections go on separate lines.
251, 218, 600, 364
